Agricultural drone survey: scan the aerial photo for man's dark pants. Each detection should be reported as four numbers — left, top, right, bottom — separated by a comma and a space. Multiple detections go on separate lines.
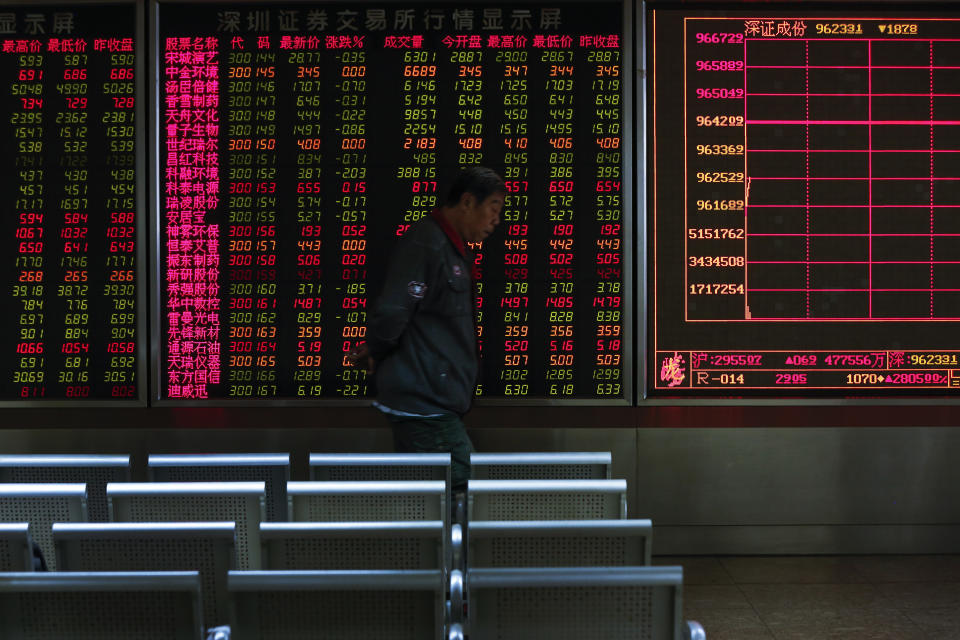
385, 412, 474, 490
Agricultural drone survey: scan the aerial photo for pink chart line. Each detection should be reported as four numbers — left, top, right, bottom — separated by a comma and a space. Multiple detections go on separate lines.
869, 35, 873, 319
749, 149, 960, 153
748, 65, 960, 69
747, 92, 960, 97
747, 316, 960, 321
747, 205, 960, 209
748, 120, 960, 125
748, 232, 960, 237
748, 288, 960, 292
750, 176, 960, 181
749, 260, 960, 264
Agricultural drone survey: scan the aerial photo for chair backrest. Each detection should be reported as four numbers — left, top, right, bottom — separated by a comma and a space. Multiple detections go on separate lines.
0, 523, 33, 571
468, 519, 652, 568
288, 480, 446, 527
0, 571, 204, 639
148, 454, 290, 522
107, 481, 265, 569
229, 569, 445, 640
310, 453, 451, 484
288, 481, 450, 573
310, 454, 452, 520
470, 452, 612, 480
0, 455, 130, 522
467, 566, 686, 640
467, 480, 627, 521
0, 483, 87, 571
54, 522, 236, 628
260, 521, 444, 571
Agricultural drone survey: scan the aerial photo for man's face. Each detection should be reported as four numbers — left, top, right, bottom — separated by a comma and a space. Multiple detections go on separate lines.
461, 192, 504, 243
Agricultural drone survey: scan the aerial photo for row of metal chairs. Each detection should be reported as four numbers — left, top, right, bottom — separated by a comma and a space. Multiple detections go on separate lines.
0, 477, 628, 570
0, 452, 703, 639
2, 518, 655, 626
0, 566, 696, 640
0, 451, 613, 523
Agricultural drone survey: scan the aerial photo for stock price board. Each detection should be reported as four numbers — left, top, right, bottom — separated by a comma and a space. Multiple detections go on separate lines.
651, 7, 960, 395
158, 2, 627, 402
1, 2, 139, 402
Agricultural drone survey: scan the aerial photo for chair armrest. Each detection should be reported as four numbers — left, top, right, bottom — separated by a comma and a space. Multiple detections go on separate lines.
685, 620, 706, 640
453, 490, 466, 528
451, 523, 463, 574
205, 625, 231, 640
449, 570, 464, 626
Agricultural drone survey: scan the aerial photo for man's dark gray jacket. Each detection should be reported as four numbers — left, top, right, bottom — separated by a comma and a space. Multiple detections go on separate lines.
366, 214, 478, 416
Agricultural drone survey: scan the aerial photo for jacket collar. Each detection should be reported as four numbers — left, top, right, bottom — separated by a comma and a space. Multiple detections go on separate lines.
430, 208, 467, 258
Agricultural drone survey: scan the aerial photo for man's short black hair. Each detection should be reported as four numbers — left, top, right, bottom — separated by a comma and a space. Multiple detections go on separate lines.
445, 166, 506, 206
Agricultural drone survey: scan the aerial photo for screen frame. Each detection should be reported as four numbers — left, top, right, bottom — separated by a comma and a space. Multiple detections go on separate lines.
644, 0, 960, 405
0, 0, 147, 407
150, 0, 634, 407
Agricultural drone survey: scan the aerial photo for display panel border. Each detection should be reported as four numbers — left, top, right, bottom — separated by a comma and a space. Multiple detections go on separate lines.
150, 0, 634, 407
644, 0, 960, 405
0, 0, 147, 407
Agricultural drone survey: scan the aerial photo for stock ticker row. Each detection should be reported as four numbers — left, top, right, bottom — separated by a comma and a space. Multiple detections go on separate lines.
5, 1, 960, 405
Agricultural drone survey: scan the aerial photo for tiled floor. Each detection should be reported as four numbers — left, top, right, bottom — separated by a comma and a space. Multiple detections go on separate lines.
653, 555, 960, 640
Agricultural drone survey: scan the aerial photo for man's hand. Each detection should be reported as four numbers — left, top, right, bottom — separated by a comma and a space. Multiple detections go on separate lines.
346, 342, 375, 374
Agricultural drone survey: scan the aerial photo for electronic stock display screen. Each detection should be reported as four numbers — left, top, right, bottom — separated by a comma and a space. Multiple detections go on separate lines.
157, 2, 628, 402
1, 2, 140, 403
651, 6, 960, 396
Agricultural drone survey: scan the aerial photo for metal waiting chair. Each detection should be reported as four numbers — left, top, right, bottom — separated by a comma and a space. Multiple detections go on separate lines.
288, 480, 447, 526
0, 483, 87, 571
467, 479, 627, 521
148, 453, 290, 522
470, 452, 612, 480
310, 453, 452, 522
54, 521, 236, 629
107, 481, 265, 569
229, 569, 447, 640
260, 521, 445, 572
462, 566, 706, 640
310, 453, 451, 484
0, 523, 34, 571
467, 518, 653, 569
0, 454, 130, 522
0, 571, 204, 639
288, 480, 449, 572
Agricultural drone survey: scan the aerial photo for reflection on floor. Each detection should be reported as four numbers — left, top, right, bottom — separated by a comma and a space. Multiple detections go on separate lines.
653, 555, 960, 640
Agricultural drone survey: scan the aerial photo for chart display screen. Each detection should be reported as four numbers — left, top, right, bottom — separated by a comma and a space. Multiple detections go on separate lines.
157, 2, 628, 402
651, 8, 960, 394
0, 2, 140, 402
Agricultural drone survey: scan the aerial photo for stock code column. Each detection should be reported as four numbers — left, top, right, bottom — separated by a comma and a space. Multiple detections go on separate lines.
1, 4, 139, 402
158, 3, 626, 402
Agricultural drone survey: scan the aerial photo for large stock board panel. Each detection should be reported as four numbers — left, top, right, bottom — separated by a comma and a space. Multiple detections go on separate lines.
1, 2, 141, 403
651, 7, 960, 395
157, 2, 629, 402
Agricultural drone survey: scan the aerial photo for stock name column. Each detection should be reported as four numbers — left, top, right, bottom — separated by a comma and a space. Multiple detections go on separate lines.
2, 5, 139, 401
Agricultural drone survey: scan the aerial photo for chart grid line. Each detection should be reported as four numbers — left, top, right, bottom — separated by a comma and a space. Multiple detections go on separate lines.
930, 40, 936, 318
869, 38, 873, 317
804, 38, 811, 318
